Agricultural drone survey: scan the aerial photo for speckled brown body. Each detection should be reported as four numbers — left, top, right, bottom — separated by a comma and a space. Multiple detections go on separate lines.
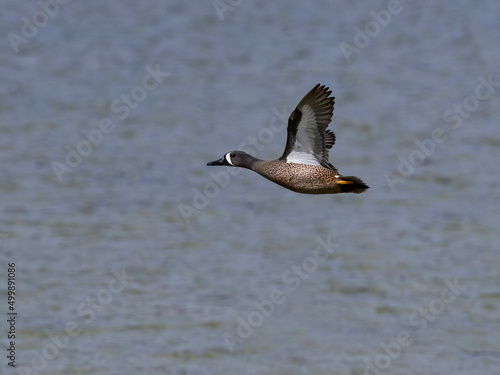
252, 160, 358, 194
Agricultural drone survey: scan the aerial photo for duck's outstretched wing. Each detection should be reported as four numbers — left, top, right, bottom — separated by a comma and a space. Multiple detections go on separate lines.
280, 84, 337, 171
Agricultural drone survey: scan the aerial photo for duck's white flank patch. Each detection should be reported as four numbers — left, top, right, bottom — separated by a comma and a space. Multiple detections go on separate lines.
286, 151, 322, 166
225, 153, 234, 166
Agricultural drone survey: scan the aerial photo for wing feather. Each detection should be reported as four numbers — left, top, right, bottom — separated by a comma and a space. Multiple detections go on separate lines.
280, 84, 336, 170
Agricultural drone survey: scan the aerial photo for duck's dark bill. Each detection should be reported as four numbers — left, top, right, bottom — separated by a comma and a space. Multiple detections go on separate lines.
207, 157, 226, 166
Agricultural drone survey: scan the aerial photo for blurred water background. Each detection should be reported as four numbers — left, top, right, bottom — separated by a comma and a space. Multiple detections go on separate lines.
1, 1, 499, 374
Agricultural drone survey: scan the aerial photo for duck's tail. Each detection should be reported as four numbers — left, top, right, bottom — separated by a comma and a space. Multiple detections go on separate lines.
338, 176, 369, 194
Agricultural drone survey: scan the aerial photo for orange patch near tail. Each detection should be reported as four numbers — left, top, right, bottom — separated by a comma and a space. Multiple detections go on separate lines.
338, 180, 354, 185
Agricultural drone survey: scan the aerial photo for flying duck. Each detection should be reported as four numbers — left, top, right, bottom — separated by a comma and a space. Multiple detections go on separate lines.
207, 84, 369, 194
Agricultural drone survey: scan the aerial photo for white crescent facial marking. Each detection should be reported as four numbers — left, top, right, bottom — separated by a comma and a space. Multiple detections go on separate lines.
225, 153, 234, 166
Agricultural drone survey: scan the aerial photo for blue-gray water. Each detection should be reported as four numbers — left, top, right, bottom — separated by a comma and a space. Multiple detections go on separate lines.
1, 1, 499, 374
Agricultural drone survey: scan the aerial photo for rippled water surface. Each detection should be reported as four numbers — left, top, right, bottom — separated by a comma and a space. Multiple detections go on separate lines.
1, 1, 499, 374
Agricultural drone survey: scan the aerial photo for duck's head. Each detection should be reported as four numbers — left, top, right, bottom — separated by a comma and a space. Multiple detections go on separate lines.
207, 151, 257, 169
